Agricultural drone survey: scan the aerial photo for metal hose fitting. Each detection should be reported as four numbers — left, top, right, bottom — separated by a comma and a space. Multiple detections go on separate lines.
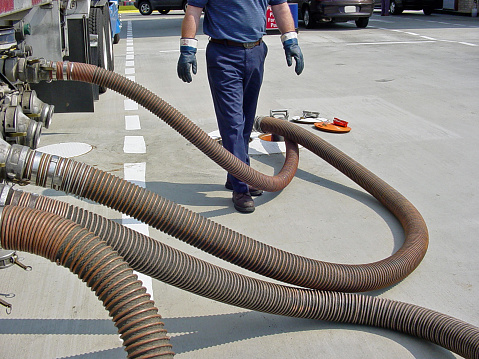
0, 105, 42, 149
2, 186, 477, 359
0, 205, 174, 359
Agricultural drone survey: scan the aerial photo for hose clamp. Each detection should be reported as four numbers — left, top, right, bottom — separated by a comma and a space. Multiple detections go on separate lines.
5, 144, 31, 185
0, 184, 12, 207
50, 156, 64, 190
51, 62, 57, 81
29, 150, 43, 185
63, 62, 68, 81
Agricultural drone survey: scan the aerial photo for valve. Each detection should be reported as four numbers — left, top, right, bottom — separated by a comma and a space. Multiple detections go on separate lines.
5, 90, 54, 129
0, 105, 42, 149
1, 57, 53, 84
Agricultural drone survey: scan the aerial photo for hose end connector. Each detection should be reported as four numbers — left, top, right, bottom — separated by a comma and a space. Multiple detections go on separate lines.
253, 116, 267, 134
0, 140, 31, 185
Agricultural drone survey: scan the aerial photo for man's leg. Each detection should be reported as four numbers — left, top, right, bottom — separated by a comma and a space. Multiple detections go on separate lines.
206, 43, 249, 194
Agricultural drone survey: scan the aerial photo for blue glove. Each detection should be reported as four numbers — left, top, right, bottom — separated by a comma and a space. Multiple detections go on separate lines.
282, 33, 304, 75
177, 38, 198, 83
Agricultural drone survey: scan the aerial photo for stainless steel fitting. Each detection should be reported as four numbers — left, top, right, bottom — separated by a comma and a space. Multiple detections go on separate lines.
0, 139, 31, 185
2, 57, 53, 84
0, 105, 42, 149
6, 90, 54, 129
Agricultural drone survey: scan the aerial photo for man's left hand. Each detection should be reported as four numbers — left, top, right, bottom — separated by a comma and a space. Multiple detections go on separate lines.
282, 33, 304, 75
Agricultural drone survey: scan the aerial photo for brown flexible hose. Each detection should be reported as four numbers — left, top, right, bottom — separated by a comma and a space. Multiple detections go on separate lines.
0, 205, 174, 359
36, 61, 427, 292
3, 187, 478, 359
55, 61, 299, 192
19, 143, 425, 293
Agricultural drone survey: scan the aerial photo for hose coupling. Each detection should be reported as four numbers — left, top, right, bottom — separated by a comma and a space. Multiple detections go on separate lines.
2, 57, 53, 84
0, 104, 42, 149
0, 140, 31, 185
253, 115, 267, 134
6, 90, 54, 129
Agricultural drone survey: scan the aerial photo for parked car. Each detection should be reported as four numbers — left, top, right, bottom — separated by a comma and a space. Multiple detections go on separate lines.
288, 0, 374, 28
381, 0, 443, 15
134, 0, 187, 15
109, 0, 122, 44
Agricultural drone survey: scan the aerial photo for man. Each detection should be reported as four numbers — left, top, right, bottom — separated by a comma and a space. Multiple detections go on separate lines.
177, 0, 304, 213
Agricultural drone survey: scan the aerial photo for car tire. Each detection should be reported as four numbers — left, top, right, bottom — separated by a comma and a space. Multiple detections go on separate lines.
159, 9, 170, 14
113, 33, 120, 45
303, 7, 315, 29
389, 0, 403, 14
138, 1, 152, 15
355, 18, 369, 28
182, 0, 188, 13
423, 7, 433, 15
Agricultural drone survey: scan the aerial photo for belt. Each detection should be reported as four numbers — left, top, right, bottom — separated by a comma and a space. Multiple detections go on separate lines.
209, 38, 263, 49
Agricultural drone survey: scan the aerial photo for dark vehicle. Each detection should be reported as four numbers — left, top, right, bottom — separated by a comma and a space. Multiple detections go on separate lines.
134, 0, 187, 15
288, 0, 374, 28
385, 0, 443, 15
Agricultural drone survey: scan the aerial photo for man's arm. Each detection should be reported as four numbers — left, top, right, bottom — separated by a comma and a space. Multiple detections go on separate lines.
272, 2, 304, 75
181, 5, 203, 38
271, 2, 296, 34
178, 5, 203, 83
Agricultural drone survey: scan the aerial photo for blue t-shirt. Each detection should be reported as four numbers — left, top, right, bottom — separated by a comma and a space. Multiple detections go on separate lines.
188, 0, 286, 42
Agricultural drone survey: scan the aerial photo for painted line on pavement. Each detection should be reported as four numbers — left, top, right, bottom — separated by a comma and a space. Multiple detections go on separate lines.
122, 21, 153, 300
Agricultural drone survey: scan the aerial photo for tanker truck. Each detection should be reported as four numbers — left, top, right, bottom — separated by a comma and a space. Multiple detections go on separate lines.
0, 0, 121, 137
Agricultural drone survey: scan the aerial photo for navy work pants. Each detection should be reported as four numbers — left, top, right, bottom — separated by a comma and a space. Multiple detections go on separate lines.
206, 41, 268, 194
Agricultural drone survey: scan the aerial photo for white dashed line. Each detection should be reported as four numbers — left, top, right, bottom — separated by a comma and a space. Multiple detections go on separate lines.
124, 98, 138, 110
125, 67, 135, 75
125, 115, 141, 130
124, 136, 146, 153
122, 22, 154, 300
122, 162, 153, 299
347, 40, 436, 45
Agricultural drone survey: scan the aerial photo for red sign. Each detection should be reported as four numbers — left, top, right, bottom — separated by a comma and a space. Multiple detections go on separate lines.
266, 6, 278, 30
0, 0, 15, 14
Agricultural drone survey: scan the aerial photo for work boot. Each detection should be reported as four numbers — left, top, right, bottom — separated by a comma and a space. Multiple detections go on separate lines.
225, 180, 263, 196
232, 192, 255, 213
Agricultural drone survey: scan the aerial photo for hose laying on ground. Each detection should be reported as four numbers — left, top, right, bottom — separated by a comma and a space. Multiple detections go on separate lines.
2, 186, 477, 359
11, 61, 429, 293
0, 205, 174, 359
51, 62, 299, 193
16, 145, 424, 293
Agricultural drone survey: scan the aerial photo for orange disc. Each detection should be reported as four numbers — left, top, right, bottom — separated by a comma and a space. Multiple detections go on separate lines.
314, 122, 351, 133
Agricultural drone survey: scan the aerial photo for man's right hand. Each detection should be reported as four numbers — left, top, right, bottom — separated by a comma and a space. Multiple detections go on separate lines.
177, 38, 198, 83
